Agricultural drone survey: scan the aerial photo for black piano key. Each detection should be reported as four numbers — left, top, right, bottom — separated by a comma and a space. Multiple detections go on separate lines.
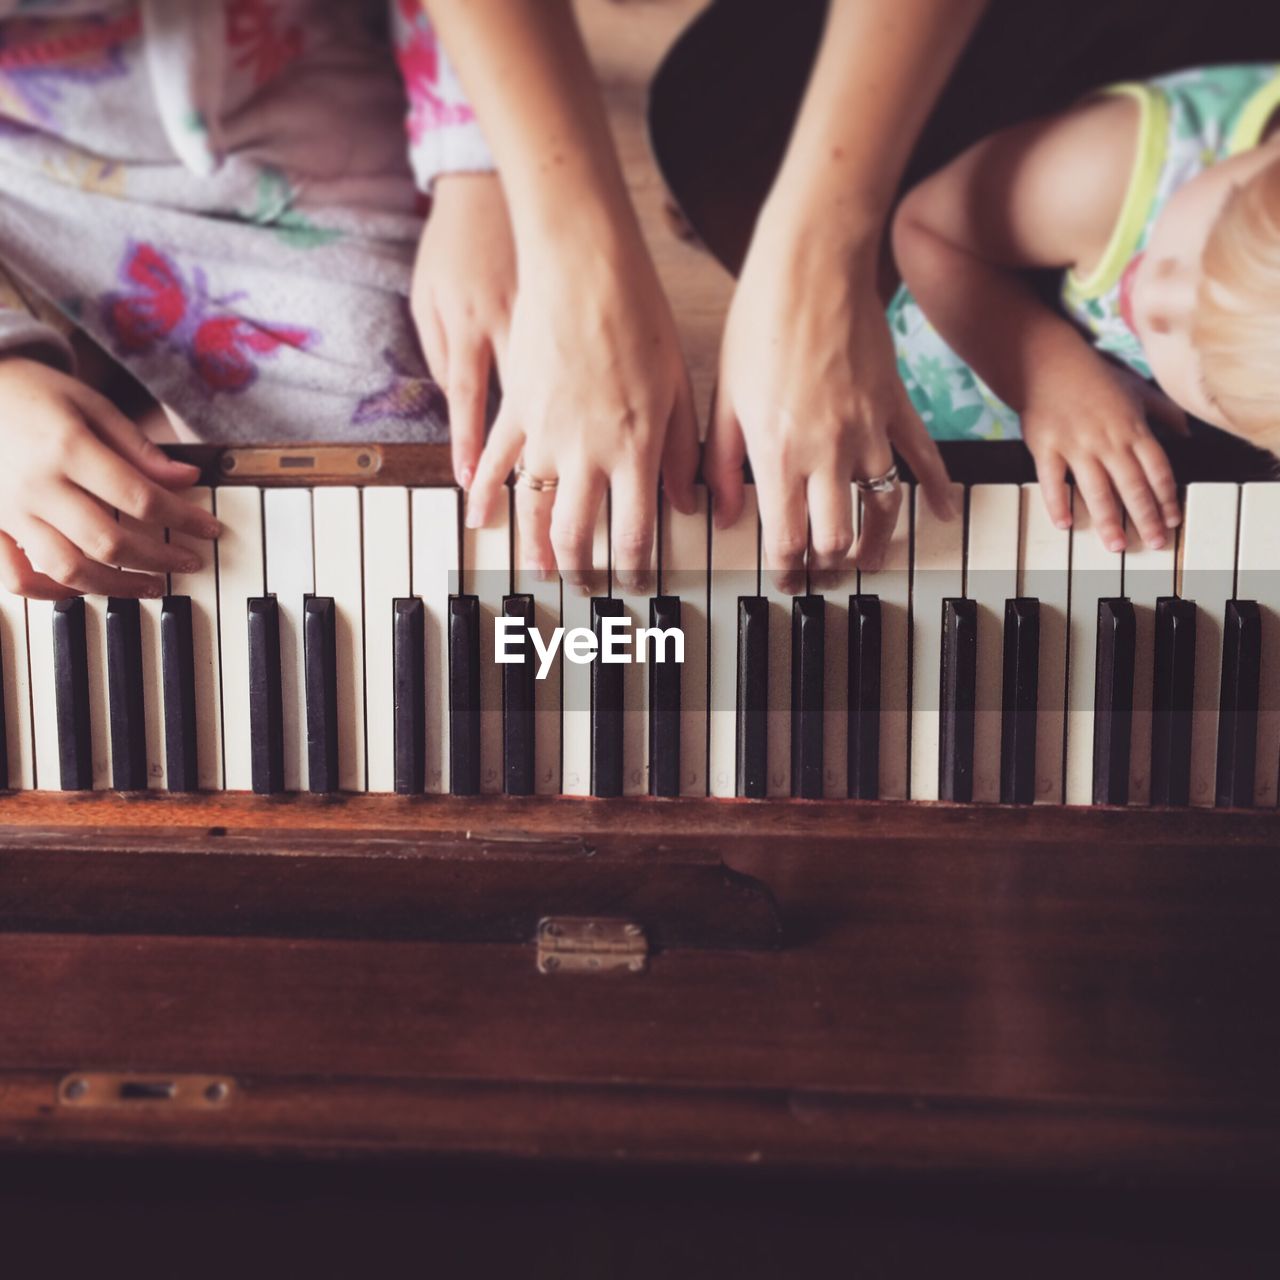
939, 597, 977, 803
1151, 596, 1197, 807
449, 594, 481, 796
52, 597, 92, 791
161, 595, 199, 792
648, 595, 681, 798
591, 597, 625, 798
304, 596, 340, 795
105, 597, 147, 791
1092, 597, 1136, 806
392, 597, 426, 796
502, 594, 535, 796
1216, 599, 1261, 809
247, 596, 285, 796
847, 594, 881, 800
0, 625, 8, 790
791, 595, 824, 799
1000, 598, 1039, 805
736, 596, 768, 798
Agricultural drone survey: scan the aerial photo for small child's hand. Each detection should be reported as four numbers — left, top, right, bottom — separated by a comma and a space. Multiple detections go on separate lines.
0, 358, 220, 600
412, 172, 515, 491
1021, 354, 1182, 552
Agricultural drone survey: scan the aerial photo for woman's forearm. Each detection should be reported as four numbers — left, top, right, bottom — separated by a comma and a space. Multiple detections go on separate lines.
762, 0, 987, 243
421, 0, 637, 252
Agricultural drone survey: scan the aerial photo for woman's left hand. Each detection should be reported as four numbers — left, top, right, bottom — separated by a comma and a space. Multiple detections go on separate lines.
411, 172, 516, 490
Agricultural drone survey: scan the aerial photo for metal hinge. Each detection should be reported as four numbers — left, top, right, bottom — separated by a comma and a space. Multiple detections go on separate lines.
536, 917, 648, 975
58, 1073, 235, 1110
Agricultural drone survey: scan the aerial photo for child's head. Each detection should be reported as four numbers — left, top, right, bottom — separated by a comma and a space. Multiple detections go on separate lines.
1193, 154, 1280, 448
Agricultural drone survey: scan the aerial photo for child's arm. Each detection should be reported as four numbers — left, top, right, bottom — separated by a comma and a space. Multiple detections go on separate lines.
0, 357, 219, 600
891, 97, 1181, 551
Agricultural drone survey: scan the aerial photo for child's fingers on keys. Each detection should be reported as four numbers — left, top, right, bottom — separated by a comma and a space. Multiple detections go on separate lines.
1133, 436, 1181, 528
1108, 452, 1166, 549
0, 531, 75, 601
608, 465, 657, 593
76, 386, 200, 487
68, 438, 220, 539
14, 516, 164, 598
852, 486, 902, 575
805, 467, 855, 576
1071, 459, 1126, 552
44, 483, 201, 575
549, 468, 607, 594
757, 472, 808, 596
1032, 448, 1072, 530
448, 334, 491, 491
464, 412, 522, 529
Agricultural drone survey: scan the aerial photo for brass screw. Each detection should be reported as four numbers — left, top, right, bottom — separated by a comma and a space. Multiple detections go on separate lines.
205, 1081, 229, 1104
63, 1078, 88, 1101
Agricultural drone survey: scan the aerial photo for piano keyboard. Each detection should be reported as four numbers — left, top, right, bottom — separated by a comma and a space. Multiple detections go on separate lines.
0, 444, 1277, 809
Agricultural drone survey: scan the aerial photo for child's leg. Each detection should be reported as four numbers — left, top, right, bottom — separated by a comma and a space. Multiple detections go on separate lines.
887, 285, 1022, 442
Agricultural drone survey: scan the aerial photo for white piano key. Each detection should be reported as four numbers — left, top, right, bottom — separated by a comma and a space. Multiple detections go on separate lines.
709, 487, 758, 798
363, 488, 412, 793
214, 486, 265, 792
118, 514, 168, 790
263, 490, 314, 794
0, 586, 33, 789
866, 491, 911, 801
1122, 528, 1177, 806
1018, 486, 1069, 805
966, 485, 1020, 804
1064, 495, 1124, 806
762, 554, 793, 799
613, 502, 655, 797
561, 503, 609, 796
464, 491, 512, 795
660, 488, 709, 797
412, 487, 461, 794
818, 488, 859, 799
1179, 483, 1239, 808
1238, 484, 1280, 808
909, 483, 964, 800
312, 488, 365, 792
26, 600, 58, 789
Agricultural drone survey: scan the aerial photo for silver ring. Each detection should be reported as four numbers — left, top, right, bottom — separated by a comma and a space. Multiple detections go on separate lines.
854, 463, 900, 494
513, 462, 558, 493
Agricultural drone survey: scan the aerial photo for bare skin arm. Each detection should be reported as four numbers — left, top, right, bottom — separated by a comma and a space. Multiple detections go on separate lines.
891, 96, 1180, 550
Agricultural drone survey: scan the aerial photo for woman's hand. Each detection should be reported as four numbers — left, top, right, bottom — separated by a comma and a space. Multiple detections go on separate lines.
0, 358, 219, 599
1021, 352, 1181, 552
707, 217, 954, 587
463, 220, 698, 588
411, 172, 516, 490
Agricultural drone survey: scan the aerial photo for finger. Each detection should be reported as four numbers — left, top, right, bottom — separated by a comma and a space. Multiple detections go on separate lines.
660, 375, 699, 515
43, 482, 203, 575
1133, 436, 1182, 529
852, 486, 903, 576
447, 334, 491, 491
513, 481, 557, 578
74, 386, 201, 489
64, 434, 220, 540
419, 304, 449, 387
890, 391, 955, 519
464, 411, 523, 529
757, 468, 808, 596
1107, 451, 1166, 550
16, 516, 164, 598
550, 468, 608, 594
703, 388, 745, 529
1032, 448, 1072, 530
0, 531, 76, 600
609, 462, 658, 593
805, 468, 855, 576
1071, 459, 1126, 553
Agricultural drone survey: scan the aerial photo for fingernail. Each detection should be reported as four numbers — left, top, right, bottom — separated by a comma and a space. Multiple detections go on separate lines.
1055, 518, 1071, 530
1147, 536, 1166, 551
1109, 537, 1126, 553
465, 510, 482, 529
201, 519, 222, 539
1166, 514, 1182, 528
144, 581, 164, 599
178, 555, 201, 573
458, 467, 473, 491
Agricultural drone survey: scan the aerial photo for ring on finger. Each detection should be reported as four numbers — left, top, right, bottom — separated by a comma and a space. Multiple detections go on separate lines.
514, 460, 559, 493
854, 463, 900, 495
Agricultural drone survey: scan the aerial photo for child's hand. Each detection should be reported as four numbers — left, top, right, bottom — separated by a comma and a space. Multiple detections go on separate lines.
412, 173, 515, 490
1021, 354, 1182, 552
0, 358, 220, 600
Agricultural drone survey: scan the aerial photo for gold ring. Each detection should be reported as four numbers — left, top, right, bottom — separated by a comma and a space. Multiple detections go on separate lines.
513, 462, 559, 493
854, 463, 900, 494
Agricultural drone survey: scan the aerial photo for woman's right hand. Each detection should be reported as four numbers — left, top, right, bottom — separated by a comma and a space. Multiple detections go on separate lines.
463, 219, 698, 588
0, 358, 220, 599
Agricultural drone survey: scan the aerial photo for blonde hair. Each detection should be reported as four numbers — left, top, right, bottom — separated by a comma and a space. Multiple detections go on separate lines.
1194, 156, 1280, 448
